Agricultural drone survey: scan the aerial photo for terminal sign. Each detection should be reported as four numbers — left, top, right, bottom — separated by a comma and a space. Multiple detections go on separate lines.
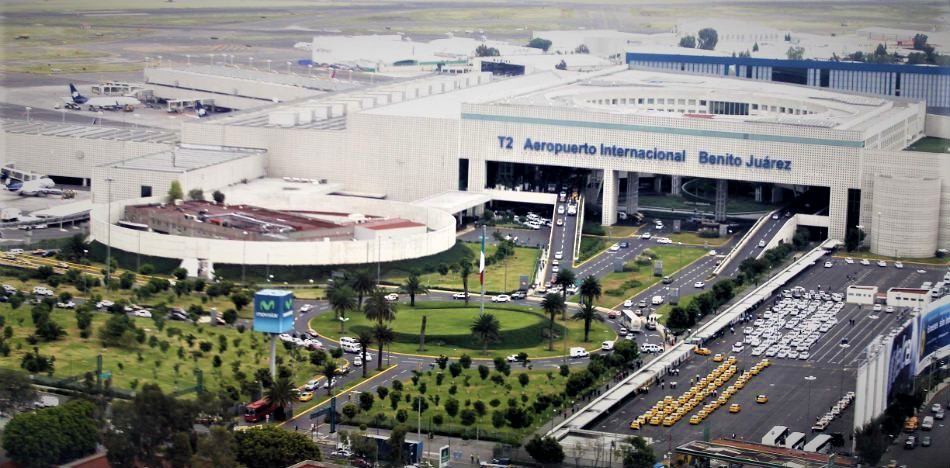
253, 289, 295, 334
497, 136, 792, 172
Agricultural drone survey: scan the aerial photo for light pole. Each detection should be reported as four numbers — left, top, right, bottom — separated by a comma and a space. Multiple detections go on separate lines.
105, 178, 115, 283
249, 57, 254, 68
286, 61, 292, 73
874, 212, 882, 254
185, 54, 191, 65
308, 64, 313, 76
25, 106, 32, 123
157, 55, 162, 67
242, 231, 248, 283
266, 59, 272, 71
805, 375, 817, 424
209, 53, 214, 65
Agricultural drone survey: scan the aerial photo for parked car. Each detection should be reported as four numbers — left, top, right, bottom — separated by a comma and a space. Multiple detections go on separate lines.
510, 291, 526, 300
384, 293, 399, 302
55, 301, 76, 309
452, 292, 469, 300
491, 294, 511, 303
300, 304, 314, 313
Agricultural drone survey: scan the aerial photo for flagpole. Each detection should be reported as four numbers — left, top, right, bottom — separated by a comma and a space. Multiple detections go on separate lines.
480, 224, 486, 316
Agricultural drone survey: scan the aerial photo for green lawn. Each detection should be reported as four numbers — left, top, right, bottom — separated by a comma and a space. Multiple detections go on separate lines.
576, 236, 607, 263
906, 137, 950, 154
311, 302, 613, 358
666, 231, 730, 247
386, 243, 540, 294
343, 366, 571, 444
595, 245, 707, 308
0, 303, 330, 396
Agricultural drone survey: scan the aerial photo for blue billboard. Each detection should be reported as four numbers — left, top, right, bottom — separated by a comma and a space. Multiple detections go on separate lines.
886, 320, 917, 403
253, 289, 295, 334
918, 296, 950, 363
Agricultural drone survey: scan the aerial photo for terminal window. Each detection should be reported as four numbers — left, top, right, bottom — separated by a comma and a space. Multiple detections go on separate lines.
709, 101, 750, 116
140, 185, 152, 198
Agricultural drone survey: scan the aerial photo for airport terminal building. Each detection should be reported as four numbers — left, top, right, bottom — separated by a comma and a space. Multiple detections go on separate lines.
5, 61, 949, 265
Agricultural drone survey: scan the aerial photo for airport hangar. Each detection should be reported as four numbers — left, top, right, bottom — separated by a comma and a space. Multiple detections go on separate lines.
4, 63, 949, 267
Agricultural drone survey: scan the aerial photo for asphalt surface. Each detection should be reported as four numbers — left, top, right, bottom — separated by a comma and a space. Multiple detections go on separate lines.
882, 384, 950, 467
589, 257, 950, 452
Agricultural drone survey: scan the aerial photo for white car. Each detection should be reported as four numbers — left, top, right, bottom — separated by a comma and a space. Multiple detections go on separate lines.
452, 292, 469, 300
885, 306, 894, 313
353, 356, 363, 367
894, 261, 904, 269
640, 233, 652, 240
552, 259, 560, 266
873, 304, 882, 312
554, 251, 563, 260
601, 340, 615, 351
772, 214, 780, 220
694, 281, 705, 288
32, 286, 54, 296
491, 294, 511, 303
506, 354, 521, 362
1, 284, 16, 294
552, 266, 560, 273
757, 240, 766, 248
95, 300, 114, 309
609, 244, 620, 252
651, 295, 663, 305
876, 260, 886, 267
860, 259, 871, 266
385, 293, 399, 302
623, 299, 634, 308
300, 304, 314, 313
279, 333, 295, 343
323, 378, 338, 389
133, 309, 152, 318
845, 257, 854, 264
618, 327, 628, 336
556, 219, 564, 226
824, 262, 833, 268
55, 301, 76, 309
557, 206, 565, 215
656, 237, 673, 244
304, 379, 320, 391
731, 342, 745, 353
798, 352, 810, 360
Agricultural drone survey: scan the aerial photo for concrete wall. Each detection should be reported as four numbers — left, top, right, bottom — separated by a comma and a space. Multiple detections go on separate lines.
925, 113, 950, 139
1, 133, 172, 181
869, 174, 941, 258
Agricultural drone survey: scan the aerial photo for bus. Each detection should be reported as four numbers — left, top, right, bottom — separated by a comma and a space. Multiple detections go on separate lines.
803, 434, 834, 454
784, 432, 807, 450
244, 398, 276, 423
762, 425, 790, 446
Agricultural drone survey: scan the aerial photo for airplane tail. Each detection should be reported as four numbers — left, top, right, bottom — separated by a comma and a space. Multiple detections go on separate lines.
195, 101, 208, 118
69, 84, 88, 104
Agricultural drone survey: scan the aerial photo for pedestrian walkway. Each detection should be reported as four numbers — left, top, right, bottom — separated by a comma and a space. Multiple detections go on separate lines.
332, 424, 500, 466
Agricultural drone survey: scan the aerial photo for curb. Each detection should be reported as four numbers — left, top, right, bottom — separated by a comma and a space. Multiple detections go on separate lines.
291, 364, 398, 419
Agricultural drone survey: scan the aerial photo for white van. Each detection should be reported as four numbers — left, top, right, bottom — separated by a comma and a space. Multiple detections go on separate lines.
922, 415, 934, 431
651, 295, 664, 305
342, 342, 361, 354
569, 347, 590, 358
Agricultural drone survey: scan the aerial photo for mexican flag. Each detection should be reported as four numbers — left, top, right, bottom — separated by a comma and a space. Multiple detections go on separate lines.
479, 232, 486, 286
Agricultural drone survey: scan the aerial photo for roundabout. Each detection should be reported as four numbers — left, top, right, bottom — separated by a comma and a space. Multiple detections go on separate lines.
309, 301, 614, 359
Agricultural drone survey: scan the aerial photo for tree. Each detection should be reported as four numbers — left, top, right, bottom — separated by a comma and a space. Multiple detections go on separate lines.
666, 306, 691, 330
913, 33, 928, 51
364, 288, 397, 325
907, 52, 928, 65
554, 268, 576, 318
357, 330, 374, 378
168, 432, 193, 468
854, 417, 887, 465
470, 313, 501, 352
99, 314, 138, 348
475, 44, 500, 57
103, 384, 197, 466
167, 180, 184, 203
402, 271, 428, 306
192, 426, 239, 468
697, 28, 718, 50
321, 361, 339, 395
622, 436, 656, 468
349, 270, 375, 309
35, 318, 65, 341
328, 284, 357, 333
230, 291, 251, 311
678, 35, 696, 48
752, 42, 759, 52
62, 233, 87, 261
787, 46, 805, 60
577, 275, 603, 341
541, 293, 565, 351
267, 376, 297, 420
211, 190, 226, 204
234, 425, 321, 468
525, 435, 565, 464
575, 44, 590, 54
458, 260, 473, 304
419, 314, 427, 352
387, 424, 410, 464
188, 188, 205, 201
373, 323, 394, 370
0, 369, 37, 415
173, 267, 188, 280
527, 37, 553, 52
2, 400, 99, 468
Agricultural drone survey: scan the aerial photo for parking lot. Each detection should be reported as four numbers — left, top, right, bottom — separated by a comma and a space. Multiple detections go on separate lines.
590, 256, 949, 450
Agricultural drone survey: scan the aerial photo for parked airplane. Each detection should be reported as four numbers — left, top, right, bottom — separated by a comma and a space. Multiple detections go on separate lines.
62, 84, 140, 111
13, 178, 55, 196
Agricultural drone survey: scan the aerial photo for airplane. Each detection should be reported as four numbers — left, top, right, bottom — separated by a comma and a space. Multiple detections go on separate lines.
13, 178, 55, 196
62, 84, 140, 111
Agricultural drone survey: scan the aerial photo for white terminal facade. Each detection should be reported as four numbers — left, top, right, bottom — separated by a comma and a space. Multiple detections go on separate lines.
4, 63, 949, 265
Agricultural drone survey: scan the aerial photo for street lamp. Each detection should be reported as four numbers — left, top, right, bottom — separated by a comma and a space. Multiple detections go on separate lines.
209, 53, 215, 65
266, 59, 272, 71
185, 54, 191, 65
286, 61, 292, 73
25, 106, 32, 123
241, 231, 249, 283
805, 375, 817, 424
249, 57, 254, 68
308, 64, 313, 76
157, 55, 162, 67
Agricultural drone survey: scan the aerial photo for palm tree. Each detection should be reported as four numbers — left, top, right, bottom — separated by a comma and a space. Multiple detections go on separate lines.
541, 293, 565, 351
364, 288, 397, 324
266, 376, 297, 421
357, 330, 374, 378
373, 323, 394, 370
401, 272, 428, 307
321, 361, 339, 396
554, 268, 577, 319
470, 313, 501, 353
577, 275, 603, 342
458, 260, 473, 304
349, 269, 375, 309
328, 284, 357, 333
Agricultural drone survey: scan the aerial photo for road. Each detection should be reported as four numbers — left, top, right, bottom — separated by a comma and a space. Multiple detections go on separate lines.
588, 256, 949, 451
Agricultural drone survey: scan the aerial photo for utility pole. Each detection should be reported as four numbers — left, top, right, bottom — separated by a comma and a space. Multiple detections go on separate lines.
105, 178, 114, 283
480, 224, 486, 316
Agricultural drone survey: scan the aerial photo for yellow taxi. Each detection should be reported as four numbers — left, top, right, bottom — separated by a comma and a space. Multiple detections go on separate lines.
664, 395, 674, 404
713, 354, 725, 362
663, 416, 676, 427
689, 414, 703, 425
697, 409, 709, 418
630, 419, 642, 430
717, 396, 728, 406
756, 394, 769, 404
334, 360, 350, 375
298, 391, 314, 402
734, 381, 745, 390
751, 366, 761, 376
729, 404, 742, 413
760, 359, 771, 367
649, 416, 662, 425
694, 346, 712, 356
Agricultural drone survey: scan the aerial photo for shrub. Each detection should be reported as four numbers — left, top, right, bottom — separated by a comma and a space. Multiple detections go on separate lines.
518, 373, 530, 387
477, 365, 489, 380
444, 398, 460, 417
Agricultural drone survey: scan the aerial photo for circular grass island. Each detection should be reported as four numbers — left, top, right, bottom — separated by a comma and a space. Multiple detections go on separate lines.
309, 301, 614, 359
